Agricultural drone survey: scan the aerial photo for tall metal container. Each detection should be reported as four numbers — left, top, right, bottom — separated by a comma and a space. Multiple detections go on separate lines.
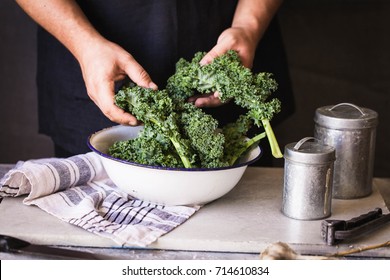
314, 103, 378, 199
282, 137, 335, 220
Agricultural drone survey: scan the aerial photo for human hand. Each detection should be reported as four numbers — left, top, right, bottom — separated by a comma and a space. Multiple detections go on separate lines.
200, 27, 258, 68
78, 39, 157, 125
14, 0, 157, 125
191, 27, 257, 108
187, 92, 223, 107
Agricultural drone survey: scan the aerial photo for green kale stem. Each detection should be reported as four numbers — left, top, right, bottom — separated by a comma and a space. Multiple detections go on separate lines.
229, 132, 266, 166
149, 117, 193, 168
262, 119, 283, 158
170, 138, 193, 168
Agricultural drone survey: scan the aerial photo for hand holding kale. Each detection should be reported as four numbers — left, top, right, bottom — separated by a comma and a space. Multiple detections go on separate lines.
167, 50, 283, 158
109, 50, 283, 168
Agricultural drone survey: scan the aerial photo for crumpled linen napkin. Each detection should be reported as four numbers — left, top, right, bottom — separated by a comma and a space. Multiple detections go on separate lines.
0, 152, 199, 247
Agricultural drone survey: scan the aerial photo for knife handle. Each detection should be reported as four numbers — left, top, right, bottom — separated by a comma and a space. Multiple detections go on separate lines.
344, 208, 383, 230
0, 234, 31, 252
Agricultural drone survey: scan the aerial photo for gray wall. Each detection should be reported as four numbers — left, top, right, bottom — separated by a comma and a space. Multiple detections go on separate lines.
1, 0, 389, 177
1, 1, 54, 161
274, 0, 389, 177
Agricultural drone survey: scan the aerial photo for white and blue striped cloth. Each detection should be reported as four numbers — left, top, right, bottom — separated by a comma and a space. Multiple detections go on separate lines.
0, 153, 199, 247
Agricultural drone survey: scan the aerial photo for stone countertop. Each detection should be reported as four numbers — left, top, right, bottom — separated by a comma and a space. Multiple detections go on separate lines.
1, 165, 389, 260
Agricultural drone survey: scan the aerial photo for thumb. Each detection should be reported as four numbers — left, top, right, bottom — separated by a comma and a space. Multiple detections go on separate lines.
200, 47, 225, 66
122, 56, 157, 89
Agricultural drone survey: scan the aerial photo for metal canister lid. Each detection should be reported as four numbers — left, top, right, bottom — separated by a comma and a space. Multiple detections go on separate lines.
284, 137, 336, 164
314, 103, 378, 129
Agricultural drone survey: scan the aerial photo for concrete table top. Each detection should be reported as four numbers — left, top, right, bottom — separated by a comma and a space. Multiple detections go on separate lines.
1, 166, 389, 259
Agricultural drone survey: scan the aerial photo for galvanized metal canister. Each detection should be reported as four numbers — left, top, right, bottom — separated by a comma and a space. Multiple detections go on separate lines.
282, 137, 335, 220
314, 103, 378, 199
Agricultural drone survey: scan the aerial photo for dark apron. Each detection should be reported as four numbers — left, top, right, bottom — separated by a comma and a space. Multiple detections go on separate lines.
37, 0, 294, 165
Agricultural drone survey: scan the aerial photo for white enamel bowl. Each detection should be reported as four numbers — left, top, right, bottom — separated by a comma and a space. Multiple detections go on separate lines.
88, 125, 261, 206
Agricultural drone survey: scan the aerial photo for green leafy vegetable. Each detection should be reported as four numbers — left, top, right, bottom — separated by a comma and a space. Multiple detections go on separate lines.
109, 50, 283, 168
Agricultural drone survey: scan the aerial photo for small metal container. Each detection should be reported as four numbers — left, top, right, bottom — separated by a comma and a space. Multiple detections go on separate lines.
282, 137, 335, 220
314, 103, 378, 199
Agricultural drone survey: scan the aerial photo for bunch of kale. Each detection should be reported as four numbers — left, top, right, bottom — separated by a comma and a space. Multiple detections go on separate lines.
109, 50, 282, 168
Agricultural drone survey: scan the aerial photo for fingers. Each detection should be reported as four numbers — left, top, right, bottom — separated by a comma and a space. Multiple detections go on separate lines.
89, 80, 140, 126
200, 47, 226, 66
86, 50, 157, 126
189, 92, 224, 108
201, 28, 255, 68
199, 28, 240, 66
121, 55, 158, 90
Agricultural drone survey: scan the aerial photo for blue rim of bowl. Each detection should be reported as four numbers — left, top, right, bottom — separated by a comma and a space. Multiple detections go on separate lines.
87, 131, 262, 172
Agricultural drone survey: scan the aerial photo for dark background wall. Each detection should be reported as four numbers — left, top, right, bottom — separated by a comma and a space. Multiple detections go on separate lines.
1, 0, 389, 177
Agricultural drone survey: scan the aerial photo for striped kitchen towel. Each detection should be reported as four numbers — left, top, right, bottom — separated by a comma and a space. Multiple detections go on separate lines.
0, 153, 199, 247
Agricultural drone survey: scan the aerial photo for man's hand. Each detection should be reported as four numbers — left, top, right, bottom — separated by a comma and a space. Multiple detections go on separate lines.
192, 0, 282, 108
192, 26, 257, 108
15, 0, 157, 126
78, 39, 157, 125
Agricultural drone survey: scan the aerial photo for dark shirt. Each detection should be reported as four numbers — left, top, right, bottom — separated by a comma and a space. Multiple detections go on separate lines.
37, 0, 294, 163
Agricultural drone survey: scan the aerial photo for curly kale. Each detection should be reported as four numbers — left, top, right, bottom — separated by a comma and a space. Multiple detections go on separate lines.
167, 50, 282, 158
180, 103, 228, 168
110, 50, 283, 168
113, 85, 196, 168
222, 115, 266, 166
109, 125, 184, 167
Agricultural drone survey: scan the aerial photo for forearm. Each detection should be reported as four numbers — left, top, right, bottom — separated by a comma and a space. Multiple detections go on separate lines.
232, 0, 283, 46
15, 0, 105, 62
